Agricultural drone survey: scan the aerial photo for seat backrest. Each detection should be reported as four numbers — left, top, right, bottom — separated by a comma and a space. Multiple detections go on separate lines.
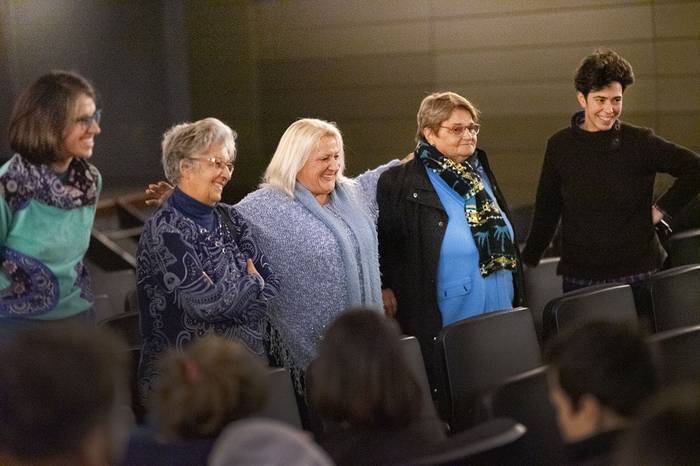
257, 367, 302, 429
399, 336, 443, 425
91, 268, 137, 319
668, 229, 700, 267
439, 307, 541, 432
648, 324, 700, 386
123, 346, 146, 424
408, 418, 526, 466
125, 287, 139, 314
481, 366, 565, 466
523, 257, 562, 341
645, 265, 700, 332
542, 284, 638, 341
98, 310, 141, 348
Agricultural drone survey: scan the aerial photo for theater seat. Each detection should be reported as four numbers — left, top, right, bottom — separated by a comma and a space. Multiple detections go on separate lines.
523, 257, 562, 341
668, 229, 700, 267
258, 367, 302, 429
542, 284, 638, 341
438, 307, 541, 432
648, 324, 700, 386
408, 418, 526, 466
480, 366, 565, 466
642, 265, 700, 333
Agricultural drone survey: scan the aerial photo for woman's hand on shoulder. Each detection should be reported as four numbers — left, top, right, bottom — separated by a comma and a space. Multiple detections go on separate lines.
382, 288, 398, 318
145, 181, 174, 206
246, 258, 259, 276
400, 152, 414, 164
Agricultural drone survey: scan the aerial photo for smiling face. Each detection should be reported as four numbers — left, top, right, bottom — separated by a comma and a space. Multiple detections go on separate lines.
423, 107, 477, 163
55, 93, 101, 171
296, 135, 341, 205
577, 81, 623, 132
179, 142, 233, 206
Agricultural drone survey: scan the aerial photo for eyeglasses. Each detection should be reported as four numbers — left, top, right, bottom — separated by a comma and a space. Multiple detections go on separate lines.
75, 109, 102, 129
439, 124, 481, 137
188, 156, 234, 173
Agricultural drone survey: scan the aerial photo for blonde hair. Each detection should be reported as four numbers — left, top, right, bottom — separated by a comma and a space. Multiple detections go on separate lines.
262, 118, 349, 197
152, 337, 268, 439
161, 117, 237, 185
416, 91, 480, 143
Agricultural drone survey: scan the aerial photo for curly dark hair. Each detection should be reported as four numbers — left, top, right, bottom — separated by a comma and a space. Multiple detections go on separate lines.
545, 321, 657, 418
574, 48, 635, 97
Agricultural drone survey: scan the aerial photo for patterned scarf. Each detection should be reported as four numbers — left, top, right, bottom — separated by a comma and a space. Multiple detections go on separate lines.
1, 154, 100, 212
417, 141, 518, 276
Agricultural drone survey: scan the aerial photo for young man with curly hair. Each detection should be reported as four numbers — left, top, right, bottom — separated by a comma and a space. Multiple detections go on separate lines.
523, 49, 700, 291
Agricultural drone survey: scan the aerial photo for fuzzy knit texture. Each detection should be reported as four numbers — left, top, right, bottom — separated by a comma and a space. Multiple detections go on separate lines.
235, 160, 399, 371
522, 112, 700, 280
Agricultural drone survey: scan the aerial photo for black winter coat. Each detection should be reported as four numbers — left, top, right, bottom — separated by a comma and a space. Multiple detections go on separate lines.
377, 149, 525, 402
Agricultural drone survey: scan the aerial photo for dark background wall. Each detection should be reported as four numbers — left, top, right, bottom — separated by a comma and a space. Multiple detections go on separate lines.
1, 0, 698, 207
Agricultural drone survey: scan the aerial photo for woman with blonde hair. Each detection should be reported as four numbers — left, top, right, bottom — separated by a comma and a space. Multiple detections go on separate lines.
236, 118, 402, 377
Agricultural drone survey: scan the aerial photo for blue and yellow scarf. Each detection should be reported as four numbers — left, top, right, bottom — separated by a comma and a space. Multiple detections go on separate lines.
417, 141, 518, 276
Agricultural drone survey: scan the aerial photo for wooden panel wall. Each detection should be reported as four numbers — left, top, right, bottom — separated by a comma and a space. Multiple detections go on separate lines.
189, 0, 700, 206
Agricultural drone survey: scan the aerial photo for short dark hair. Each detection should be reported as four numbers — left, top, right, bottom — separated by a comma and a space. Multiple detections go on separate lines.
545, 321, 657, 418
153, 336, 268, 439
9, 70, 96, 165
0, 325, 127, 461
615, 383, 700, 466
311, 309, 422, 428
574, 48, 634, 97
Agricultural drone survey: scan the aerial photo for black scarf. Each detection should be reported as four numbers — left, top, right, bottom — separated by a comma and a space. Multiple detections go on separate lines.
417, 141, 517, 276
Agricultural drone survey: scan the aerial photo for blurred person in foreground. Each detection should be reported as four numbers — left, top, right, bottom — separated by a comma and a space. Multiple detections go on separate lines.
121, 336, 268, 466
0, 71, 103, 333
545, 321, 658, 466
311, 309, 445, 466
615, 382, 700, 466
0, 325, 130, 466
137, 118, 278, 401
209, 418, 333, 466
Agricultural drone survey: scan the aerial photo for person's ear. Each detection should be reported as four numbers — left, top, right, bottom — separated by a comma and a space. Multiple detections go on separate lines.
179, 158, 194, 178
422, 127, 436, 145
576, 92, 587, 109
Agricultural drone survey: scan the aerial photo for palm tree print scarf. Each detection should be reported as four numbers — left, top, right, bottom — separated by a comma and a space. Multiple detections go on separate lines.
417, 141, 518, 277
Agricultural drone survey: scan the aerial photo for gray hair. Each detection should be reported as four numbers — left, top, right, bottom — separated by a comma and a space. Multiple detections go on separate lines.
262, 118, 348, 198
161, 117, 237, 184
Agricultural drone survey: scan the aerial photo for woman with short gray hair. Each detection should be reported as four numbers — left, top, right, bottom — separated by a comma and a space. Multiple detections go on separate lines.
136, 118, 278, 401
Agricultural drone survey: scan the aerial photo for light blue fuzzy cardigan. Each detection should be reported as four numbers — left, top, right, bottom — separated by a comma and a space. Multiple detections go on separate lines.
236, 161, 399, 370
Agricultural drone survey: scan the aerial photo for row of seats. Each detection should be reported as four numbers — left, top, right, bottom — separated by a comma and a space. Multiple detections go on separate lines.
423, 308, 700, 464
527, 262, 700, 340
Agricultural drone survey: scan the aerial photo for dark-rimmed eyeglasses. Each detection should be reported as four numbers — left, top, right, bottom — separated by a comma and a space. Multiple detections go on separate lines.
188, 156, 234, 173
439, 124, 480, 137
75, 109, 102, 129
